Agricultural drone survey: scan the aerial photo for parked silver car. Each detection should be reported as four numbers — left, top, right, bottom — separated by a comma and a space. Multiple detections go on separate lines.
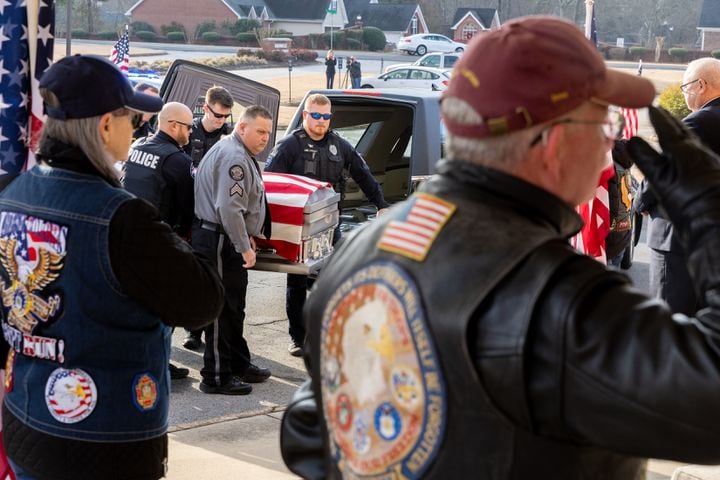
361, 66, 450, 91
384, 52, 462, 73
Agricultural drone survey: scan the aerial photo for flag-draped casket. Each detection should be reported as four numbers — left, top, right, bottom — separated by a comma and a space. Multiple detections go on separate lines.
258, 173, 340, 265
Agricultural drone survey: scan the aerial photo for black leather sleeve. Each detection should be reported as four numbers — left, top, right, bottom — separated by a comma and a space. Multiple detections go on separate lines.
109, 198, 224, 329
525, 248, 720, 463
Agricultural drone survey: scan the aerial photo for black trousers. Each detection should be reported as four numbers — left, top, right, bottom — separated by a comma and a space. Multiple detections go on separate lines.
192, 226, 252, 386
649, 247, 697, 316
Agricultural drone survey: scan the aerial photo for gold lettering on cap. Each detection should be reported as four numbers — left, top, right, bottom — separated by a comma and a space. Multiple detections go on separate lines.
460, 68, 480, 88
516, 107, 533, 127
487, 117, 509, 135
550, 91, 570, 103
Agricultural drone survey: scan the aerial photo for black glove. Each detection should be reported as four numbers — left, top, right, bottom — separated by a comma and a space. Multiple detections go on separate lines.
626, 106, 720, 247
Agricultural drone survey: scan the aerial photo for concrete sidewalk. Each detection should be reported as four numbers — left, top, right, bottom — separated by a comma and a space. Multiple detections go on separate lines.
167, 413, 297, 479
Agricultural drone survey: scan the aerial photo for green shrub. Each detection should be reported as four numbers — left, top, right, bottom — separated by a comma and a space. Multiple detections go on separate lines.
712, 50, 720, 59
235, 32, 257, 44
195, 21, 217, 39
130, 21, 155, 34
96, 30, 118, 40
71, 29, 88, 39
160, 22, 185, 35
668, 47, 688, 61
232, 19, 261, 34
167, 31, 186, 42
135, 31, 157, 41
628, 46, 648, 59
362, 27, 386, 52
607, 47, 627, 61
658, 84, 691, 119
346, 38, 362, 50
201, 31, 221, 43
323, 31, 344, 49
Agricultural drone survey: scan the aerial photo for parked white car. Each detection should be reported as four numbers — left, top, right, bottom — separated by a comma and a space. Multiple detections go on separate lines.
396, 34, 466, 56
384, 52, 462, 73
360, 66, 451, 91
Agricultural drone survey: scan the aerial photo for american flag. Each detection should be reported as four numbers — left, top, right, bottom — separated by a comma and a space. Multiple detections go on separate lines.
109, 27, 130, 74
575, 1, 611, 262
377, 193, 455, 262
619, 62, 642, 139
259, 173, 335, 262
0, 0, 54, 175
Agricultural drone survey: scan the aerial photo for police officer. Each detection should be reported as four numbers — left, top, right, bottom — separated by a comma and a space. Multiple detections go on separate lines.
193, 105, 273, 395
264, 93, 389, 357
183, 86, 234, 350
184, 85, 234, 169
125, 102, 196, 380
126, 102, 195, 239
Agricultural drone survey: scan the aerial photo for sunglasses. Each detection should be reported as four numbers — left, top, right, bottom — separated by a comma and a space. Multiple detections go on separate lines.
306, 111, 332, 121
169, 119, 193, 131
206, 103, 232, 119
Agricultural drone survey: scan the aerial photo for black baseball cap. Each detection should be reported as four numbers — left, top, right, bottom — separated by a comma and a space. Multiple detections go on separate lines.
39, 55, 164, 120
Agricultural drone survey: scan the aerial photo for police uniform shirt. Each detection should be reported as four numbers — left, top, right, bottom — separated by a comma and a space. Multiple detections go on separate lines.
126, 131, 195, 237
194, 131, 266, 254
265, 128, 389, 209
184, 117, 232, 166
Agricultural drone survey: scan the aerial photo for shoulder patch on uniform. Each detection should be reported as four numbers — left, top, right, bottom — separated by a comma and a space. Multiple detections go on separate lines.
320, 261, 446, 479
229, 165, 245, 181
377, 193, 456, 262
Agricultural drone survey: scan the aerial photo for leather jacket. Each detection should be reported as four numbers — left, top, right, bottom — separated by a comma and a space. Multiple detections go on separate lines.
284, 159, 720, 479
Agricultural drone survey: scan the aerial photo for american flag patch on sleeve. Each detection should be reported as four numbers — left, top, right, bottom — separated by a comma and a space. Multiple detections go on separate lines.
377, 193, 456, 261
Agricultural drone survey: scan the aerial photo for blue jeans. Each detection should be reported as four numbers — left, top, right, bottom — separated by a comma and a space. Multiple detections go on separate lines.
351, 76, 361, 89
8, 458, 35, 479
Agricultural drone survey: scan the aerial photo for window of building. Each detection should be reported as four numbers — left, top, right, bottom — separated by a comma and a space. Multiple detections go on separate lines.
462, 23, 478, 40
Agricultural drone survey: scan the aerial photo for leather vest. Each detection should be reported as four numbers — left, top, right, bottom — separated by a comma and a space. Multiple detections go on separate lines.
307, 164, 645, 479
292, 129, 346, 194
126, 134, 178, 220
0, 165, 171, 442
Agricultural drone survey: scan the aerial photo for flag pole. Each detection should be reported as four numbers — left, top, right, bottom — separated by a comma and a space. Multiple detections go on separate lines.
584, 0, 594, 39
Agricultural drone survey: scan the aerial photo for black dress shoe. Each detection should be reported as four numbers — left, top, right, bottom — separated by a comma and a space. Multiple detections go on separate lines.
199, 376, 252, 395
169, 363, 189, 380
240, 364, 271, 383
182, 332, 203, 350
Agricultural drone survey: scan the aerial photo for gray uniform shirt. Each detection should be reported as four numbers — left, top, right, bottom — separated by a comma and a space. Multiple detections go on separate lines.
194, 131, 266, 253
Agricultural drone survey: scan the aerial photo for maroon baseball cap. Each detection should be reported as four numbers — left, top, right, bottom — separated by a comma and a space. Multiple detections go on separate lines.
441, 16, 655, 138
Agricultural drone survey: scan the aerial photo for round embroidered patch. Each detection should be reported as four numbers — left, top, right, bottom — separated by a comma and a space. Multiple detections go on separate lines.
229, 165, 245, 181
133, 372, 159, 411
45, 368, 97, 424
320, 261, 446, 479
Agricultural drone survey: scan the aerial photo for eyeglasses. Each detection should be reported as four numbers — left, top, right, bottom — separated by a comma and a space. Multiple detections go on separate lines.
680, 78, 700, 93
169, 120, 193, 131
306, 111, 332, 121
529, 111, 625, 147
130, 112, 144, 129
206, 103, 232, 119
